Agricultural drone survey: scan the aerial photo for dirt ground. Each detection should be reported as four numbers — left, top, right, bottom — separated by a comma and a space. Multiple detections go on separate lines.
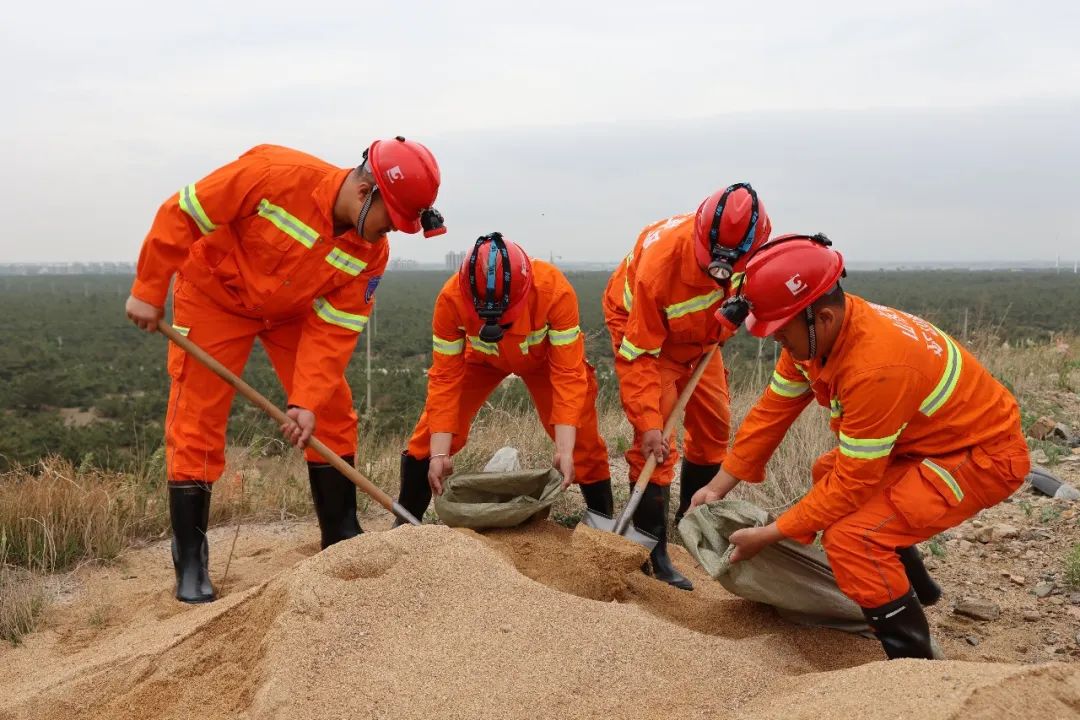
2, 478, 1080, 719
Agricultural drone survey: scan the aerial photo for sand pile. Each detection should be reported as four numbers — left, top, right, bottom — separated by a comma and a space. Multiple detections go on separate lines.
2, 521, 1079, 719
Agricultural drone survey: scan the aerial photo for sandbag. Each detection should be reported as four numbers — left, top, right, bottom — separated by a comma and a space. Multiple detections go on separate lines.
434, 468, 564, 529
679, 499, 870, 634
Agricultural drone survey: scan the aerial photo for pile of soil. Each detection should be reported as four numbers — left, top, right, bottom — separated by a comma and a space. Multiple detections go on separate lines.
2, 520, 1078, 719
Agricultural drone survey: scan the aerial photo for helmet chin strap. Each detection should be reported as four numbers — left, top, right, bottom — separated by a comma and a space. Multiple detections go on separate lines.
805, 305, 817, 360
356, 186, 377, 237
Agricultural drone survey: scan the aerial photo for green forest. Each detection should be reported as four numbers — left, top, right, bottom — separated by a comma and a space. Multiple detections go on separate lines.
2, 270, 1079, 471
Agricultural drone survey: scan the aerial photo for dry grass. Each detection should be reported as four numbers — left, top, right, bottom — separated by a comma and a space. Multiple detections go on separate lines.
0, 545, 46, 646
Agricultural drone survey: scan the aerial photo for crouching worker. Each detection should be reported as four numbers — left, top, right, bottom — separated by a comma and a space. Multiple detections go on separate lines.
690, 234, 1029, 659
396, 233, 613, 522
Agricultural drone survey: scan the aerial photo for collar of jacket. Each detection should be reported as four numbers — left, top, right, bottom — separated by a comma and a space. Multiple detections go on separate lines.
810, 293, 856, 384
677, 232, 719, 290
312, 166, 371, 245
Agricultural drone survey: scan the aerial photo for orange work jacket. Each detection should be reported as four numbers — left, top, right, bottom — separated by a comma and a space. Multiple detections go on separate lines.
131, 144, 387, 413
723, 294, 1025, 540
426, 260, 588, 436
602, 213, 737, 432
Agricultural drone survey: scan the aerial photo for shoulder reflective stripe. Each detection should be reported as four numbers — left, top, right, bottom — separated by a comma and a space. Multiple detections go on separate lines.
838, 426, 905, 460
178, 184, 216, 235
922, 459, 964, 502
257, 199, 320, 249
830, 398, 843, 419
519, 325, 550, 354
548, 325, 580, 347
623, 277, 633, 311
312, 297, 368, 332
795, 364, 811, 380
617, 337, 661, 361
468, 336, 500, 356
325, 248, 368, 276
769, 370, 811, 398
172, 324, 190, 337
432, 334, 464, 355
664, 289, 725, 320
920, 331, 963, 416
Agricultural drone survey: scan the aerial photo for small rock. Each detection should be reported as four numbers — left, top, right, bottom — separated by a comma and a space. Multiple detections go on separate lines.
965, 636, 981, 646
1010, 575, 1027, 586
1075, 632, 1080, 647
500, 624, 512, 633
1023, 609, 1041, 622
1070, 593, 1080, 605
1035, 582, 1055, 598
1051, 596, 1066, 606
991, 523, 1020, 541
954, 597, 1002, 621
975, 526, 994, 544
1050, 422, 1076, 444
959, 539, 975, 552
1029, 416, 1057, 441
1032, 449, 1050, 464
972, 520, 985, 529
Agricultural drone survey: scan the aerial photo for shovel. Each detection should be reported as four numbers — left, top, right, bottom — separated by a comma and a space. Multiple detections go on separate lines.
583, 344, 719, 549
157, 320, 421, 527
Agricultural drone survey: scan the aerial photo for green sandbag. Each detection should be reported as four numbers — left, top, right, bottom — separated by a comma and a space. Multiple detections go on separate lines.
678, 499, 870, 634
433, 468, 564, 529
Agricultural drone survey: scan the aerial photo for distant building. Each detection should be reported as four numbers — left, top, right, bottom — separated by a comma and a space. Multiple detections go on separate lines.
445, 250, 467, 270
388, 257, 420, 271
0, 262, 135, 276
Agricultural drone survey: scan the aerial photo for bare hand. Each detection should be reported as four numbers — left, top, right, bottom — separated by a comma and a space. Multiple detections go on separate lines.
689, 468, 740, 511
729, 523, 784, 563
280, 406, 316, 449
554, 451, 575, 489
125, 295, 163, 332
428, 455, 454, 496
641, 428, 669, 464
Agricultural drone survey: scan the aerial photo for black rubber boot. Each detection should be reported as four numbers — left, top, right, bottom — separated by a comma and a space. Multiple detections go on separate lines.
308, 456, 363, 549
862, 588, 937, 659
394, 452, 432, 528
897, 545, 943, 607
579, 479, 614, 517
633, 482, 693, 591
675, 461, 720, 524
169, 481, 216, 604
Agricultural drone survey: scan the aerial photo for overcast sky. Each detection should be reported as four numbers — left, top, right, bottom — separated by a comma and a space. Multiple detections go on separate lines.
2, 0, 1077, 265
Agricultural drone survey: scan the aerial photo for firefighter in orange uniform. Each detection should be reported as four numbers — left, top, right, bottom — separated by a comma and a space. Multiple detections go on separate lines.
691, 234, 1030, 658
397, 233, 613, 521
603, 184, 772, 590
125, 137, 445, 603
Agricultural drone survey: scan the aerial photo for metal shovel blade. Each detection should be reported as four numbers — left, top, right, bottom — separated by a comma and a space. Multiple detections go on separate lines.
582, 509, 659, 551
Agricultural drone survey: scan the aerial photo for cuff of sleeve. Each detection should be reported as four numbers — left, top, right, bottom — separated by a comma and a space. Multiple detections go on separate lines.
428, 413, 461, 436
550, 405, 584, 428
721, 453, 766, 484
131, 278, 168, 308
775, 507, 818, 544
288, 389, 328, 415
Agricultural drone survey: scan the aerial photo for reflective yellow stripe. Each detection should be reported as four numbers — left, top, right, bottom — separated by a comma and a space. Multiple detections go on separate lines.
795, 364, 811, 380
838, 426, 905, 460
618, 337, 661, 361
468, 336, 500, 356
432, 334, 464, 355
769, 371, 810, 398
258, 199, 320, 249
830, 398, 843, 419
312, 297, 368, 333
172, 324, 190, 337
623, 277, 633, 311
324, 248, 367, 276
548, 325, 580, 347
664, 289, 725, 320
178, 184, 216, 235
730, 272, 745, 292
920, 330, 963, 417
519, 325, 549, 354
922, 459, 964, 502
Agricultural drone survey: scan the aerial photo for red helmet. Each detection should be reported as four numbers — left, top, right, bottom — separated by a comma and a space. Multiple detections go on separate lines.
693, 183, 771, 280
364, 136, 445, 237
457, 233, 534, 340
740, 234, 845, 337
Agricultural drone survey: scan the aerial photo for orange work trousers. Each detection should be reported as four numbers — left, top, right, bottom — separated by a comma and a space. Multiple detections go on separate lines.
814, 435, 1030, 607
406, 362, 611, 485
613, 353, 731, 487
165, 279, 357, 482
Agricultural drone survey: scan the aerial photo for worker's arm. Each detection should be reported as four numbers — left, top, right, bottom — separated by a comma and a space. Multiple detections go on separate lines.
129, 149, 270, 316
775, 365, 927, 542
616, 270, 669, 459
424, 288, 469, 494
288, 244, 387, 421
544, 278, 587, 487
